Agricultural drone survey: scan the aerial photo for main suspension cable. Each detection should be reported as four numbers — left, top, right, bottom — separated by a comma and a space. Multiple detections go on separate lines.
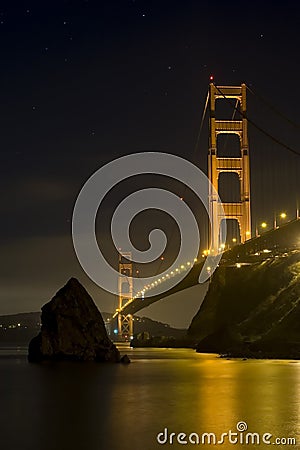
214, 84, 300, 157
246, 85, 300, 130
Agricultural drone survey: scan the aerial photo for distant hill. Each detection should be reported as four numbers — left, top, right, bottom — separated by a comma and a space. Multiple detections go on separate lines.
0, 312, 41, 346
0, 312, 41, 328
132, 316, 186, 338
0, 311, 185, 347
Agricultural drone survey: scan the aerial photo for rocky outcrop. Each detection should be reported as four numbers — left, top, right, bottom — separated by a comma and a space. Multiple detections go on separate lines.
28, 278, 121, 363
188, 250, 300, 358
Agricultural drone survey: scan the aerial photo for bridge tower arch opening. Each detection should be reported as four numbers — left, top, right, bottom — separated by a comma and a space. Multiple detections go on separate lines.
218, 172, 241, 204
208, 83, 251, 253
117, 252, 133, 340
220, 218, 242, 246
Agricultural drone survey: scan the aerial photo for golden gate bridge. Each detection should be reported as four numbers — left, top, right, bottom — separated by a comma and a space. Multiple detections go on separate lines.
110, 81, 300, 340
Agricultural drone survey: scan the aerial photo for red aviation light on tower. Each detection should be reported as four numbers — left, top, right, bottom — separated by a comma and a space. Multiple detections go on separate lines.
209, 75, 214, 82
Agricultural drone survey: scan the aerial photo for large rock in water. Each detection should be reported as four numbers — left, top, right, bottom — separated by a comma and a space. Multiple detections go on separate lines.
28, 278, 120, 363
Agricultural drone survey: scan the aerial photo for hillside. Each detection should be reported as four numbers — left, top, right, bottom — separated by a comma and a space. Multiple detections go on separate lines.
188, 249, 300, 358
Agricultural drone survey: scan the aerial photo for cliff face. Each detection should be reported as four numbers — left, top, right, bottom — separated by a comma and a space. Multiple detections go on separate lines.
188, 251, 300, 357
28, 278, 120, 362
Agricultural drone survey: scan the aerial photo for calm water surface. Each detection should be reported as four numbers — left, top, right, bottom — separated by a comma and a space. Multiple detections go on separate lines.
0, 345, 300, 450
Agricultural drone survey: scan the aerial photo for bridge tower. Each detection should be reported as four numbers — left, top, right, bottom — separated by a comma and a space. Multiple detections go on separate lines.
117, 252, 133, 340
208, 83, 251, 253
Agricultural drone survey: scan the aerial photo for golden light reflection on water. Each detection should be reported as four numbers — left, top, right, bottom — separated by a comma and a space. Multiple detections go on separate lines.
2, 348, 300, 449
192, 358, 300, 440
112, 349, 300, 448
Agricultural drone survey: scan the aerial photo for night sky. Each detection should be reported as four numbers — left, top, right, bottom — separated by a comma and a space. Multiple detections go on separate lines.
1, 0, 299, 326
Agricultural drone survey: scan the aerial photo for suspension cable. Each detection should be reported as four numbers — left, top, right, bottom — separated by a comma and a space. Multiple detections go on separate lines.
153, 90, 210, 278
246, 85, 300, 130
214, 84, 300, 157
192, 90, 209, 161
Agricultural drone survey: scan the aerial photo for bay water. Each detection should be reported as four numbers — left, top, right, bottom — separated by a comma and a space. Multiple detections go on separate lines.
0, 345, 299, 449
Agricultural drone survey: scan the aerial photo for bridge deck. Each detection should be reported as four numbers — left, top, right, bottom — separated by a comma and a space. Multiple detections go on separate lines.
120, 219, 300, 316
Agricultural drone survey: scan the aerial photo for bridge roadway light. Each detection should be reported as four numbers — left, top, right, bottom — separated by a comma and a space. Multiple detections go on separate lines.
261, 222, 267, 229
274, 212, 287, 228
232, 238, 237, 243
